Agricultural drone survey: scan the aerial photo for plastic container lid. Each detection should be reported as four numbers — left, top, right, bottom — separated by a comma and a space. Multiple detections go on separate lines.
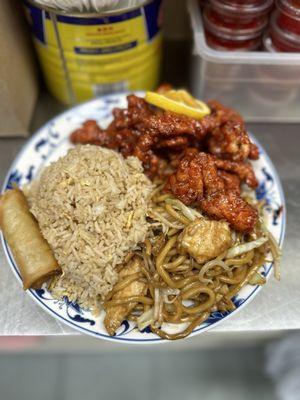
210, 0, 274, 18
205, 29, 262, 50
203, 6, 268, 38
270, 11, 300, 51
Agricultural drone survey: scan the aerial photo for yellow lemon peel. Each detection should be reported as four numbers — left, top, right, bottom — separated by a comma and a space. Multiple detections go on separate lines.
145, 90, 211, 120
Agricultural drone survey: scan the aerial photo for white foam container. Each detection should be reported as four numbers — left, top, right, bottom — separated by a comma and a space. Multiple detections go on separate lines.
188, 0, 300, 122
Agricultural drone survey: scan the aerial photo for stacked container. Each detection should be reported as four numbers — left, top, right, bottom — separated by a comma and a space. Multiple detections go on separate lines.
188, 0, 300, 122
265, 0, 300, 51
203, 0, 273, 50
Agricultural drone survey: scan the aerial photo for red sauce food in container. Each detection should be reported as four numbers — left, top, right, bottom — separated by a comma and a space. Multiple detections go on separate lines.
204, 6, 269, 36
209, 0, 274, 21
203, 0, 273, 50
203, 4, 266, 50
276, 0, 300, 34
268, 10, 300, 50
205, 30, 263, 50
222, 0, 272, 5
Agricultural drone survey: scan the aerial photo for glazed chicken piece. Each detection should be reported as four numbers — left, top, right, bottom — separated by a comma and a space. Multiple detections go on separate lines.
166, 150, 258, 233
70, 120, 110, 146
207, 100, 259, 161
71, 121, 139, 158
71, 95, 152, 155
104, 258, 147, 336
214, 158, 258, 189
165, 151, 220, 205
200, 191, 258, 234
132, 111, 216, 168
207, 99, 244, 125
71, 95, 215, 170
207, 120, 259, 162
135, 110, 215, 139
70, 94, 259, 184
111, 94, 153, 130
156, 83, 173, 94
178, 218, 232, 264
217, 171, 241, 195
165, 151, 228, 206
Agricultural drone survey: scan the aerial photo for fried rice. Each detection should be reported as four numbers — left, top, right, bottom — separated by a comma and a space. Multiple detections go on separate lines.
25, 145, 152, 310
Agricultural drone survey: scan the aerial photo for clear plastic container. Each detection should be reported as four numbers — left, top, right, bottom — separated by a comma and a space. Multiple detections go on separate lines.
188, 0, 300, 122
203, 5, 266, 50
204, 30, 263, 50
210, 0, 274, 20
222, 0, 272, 5
203, 2, 270, 51
203, 6, 268, 38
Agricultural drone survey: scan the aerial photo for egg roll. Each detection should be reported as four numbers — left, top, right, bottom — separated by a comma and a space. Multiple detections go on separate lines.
0, 188, 60, 289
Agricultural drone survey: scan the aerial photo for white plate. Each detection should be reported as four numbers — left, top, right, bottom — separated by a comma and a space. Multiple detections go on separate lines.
1, 92, 286, 343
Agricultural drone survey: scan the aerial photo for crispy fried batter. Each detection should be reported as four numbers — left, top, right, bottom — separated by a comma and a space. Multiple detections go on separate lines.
111, 94, 153, 129
71, 95, 152, 157
214, 158, 258, 189
70, 120, 109, 146
155, 136, 189, 149
218, 171, 241, 194
70, 95, 257, 174
70, 94, 260, 232
207, 120, 259, 162
166, 150, 258, 233
136, 111, 215, 139
207, 101, 259, 162
165, 150, 205, 205
156, 83, 173, 94
200, 191, 258, 234
131, 110, 215, 174
207, 99, 244, 125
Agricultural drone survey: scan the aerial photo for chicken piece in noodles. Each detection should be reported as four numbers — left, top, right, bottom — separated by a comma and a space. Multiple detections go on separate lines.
178, 219, 232, 264
104, 258, 146, 336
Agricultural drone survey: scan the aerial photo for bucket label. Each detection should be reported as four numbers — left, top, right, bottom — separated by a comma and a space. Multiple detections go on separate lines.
23, 0, 162, 104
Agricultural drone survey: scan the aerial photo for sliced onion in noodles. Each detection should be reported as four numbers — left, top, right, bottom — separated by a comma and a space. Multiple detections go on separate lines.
165, 198, 202, 221
264, 229, 282, 280
162, 288, 180, 304
163, 288, 180, 296
153, 288, 161, 322
148, 210, 184, 229
137, 308, 154, 331
248, 272, 266, 286
226, 237, 268, 259
199, 259, 233, 284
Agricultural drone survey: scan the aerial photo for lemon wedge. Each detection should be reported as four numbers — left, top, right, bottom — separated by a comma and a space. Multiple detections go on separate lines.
145, 90, 211, 120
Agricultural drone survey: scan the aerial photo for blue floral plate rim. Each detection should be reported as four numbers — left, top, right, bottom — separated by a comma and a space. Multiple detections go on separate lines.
0, 92, 286, 343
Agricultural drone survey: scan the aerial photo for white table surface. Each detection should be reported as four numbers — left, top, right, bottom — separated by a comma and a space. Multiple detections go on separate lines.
0, 94, 299, 337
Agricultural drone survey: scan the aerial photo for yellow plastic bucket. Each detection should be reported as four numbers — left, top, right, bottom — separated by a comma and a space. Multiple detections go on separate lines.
23, 0, 163, 105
